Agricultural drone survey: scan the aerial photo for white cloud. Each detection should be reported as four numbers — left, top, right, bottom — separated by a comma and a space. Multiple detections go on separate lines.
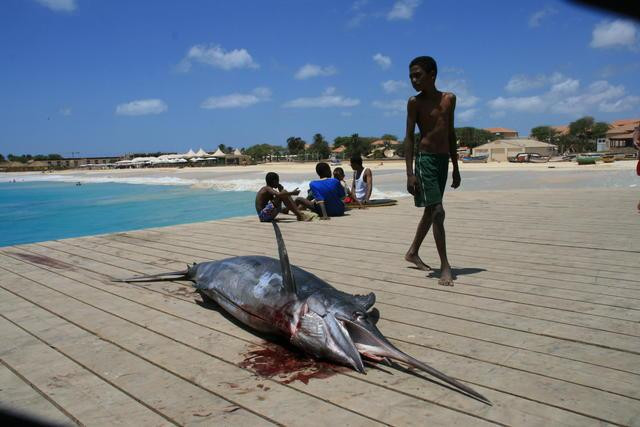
590, 19, 638, 49
372, 99, 405, 111
457, 109, 478, 122
372, 99, 406, 116
551, 80, 626, 114
59, 107, 72, 116
549, 78, 580, 94
487, 96, 545, 113
382, 80, 408, 93
439, 78, 479, 107
387, 0, 420, 20
505, 74, 547, 93
373, 53, 391, 69
201, 87, 271, 109
35, 0, 76, 12
294, 64, 337, 80
599, 95, 640, 113
505, 72, 571, 93
528, 7, 557, 28
283, 87, 359, 108
490, 111, 506, 119
490, 75, 638, 116
178, 44, 259, 72
115, 99, 168, 116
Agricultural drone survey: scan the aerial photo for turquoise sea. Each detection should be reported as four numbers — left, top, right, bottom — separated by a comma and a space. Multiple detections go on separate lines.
0, 181, 255, 247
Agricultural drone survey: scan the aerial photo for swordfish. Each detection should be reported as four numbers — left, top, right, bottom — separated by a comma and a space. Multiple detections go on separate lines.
117, 223, 490, 404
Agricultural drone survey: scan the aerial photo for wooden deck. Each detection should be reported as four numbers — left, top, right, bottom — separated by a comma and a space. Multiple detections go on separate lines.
1, 188, 639, 426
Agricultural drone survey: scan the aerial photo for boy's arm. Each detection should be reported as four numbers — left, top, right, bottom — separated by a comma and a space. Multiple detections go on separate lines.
404, 97, 419, 195
316, 200, 330, 220
448, 94, 461, 189
364, 168, 373, 202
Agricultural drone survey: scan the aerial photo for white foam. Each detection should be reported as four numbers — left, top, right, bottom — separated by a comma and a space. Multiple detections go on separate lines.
0, 173, 406, 199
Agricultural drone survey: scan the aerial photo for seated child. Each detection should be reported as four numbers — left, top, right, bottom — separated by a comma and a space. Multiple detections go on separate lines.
295, 162, 345, 220
255, 172, 308, 222
333, 167, 363, 208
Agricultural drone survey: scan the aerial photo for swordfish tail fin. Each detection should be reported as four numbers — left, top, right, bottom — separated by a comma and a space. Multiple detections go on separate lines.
112, 263, 197, 283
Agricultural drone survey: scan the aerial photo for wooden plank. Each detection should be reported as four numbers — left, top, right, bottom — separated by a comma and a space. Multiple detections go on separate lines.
0, 315, 173, 426
0, 362, 73, 426
0, 287, 275, 426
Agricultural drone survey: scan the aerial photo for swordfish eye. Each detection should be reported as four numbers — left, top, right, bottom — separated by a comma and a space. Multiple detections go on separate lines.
352, 311, 365, 321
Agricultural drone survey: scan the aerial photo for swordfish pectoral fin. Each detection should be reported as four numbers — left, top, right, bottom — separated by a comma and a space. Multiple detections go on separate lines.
271, 222, 298, 296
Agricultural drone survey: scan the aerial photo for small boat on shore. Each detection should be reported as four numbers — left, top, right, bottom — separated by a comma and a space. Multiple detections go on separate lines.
577, 156, 597, 165
462, 155, 488, 163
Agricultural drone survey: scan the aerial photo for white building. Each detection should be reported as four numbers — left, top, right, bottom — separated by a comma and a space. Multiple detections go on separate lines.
472, 138, 557, 162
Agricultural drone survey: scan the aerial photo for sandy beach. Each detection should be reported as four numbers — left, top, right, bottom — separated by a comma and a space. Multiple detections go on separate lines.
3, 158, 638, 197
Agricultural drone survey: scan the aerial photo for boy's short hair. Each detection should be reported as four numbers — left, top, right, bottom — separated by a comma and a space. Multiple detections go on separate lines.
333, 167, 344, 177
350, 155, 363, 167
410, 56, 437, 78
265, 172, 279, 186
315, 162, 331, 178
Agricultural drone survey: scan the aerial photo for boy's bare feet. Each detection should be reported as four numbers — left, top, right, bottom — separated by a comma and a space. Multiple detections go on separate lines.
404, 253, 432, 271
438, 264, 454, 286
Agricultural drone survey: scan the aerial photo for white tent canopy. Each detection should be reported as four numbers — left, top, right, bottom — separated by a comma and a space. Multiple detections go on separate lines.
196, 148, 209, 157
183, 149, 197, 158
212, 148, 226, 158
233, 148, 242, 156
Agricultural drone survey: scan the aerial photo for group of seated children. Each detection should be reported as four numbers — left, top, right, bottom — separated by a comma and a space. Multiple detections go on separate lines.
255, 156, 372, 222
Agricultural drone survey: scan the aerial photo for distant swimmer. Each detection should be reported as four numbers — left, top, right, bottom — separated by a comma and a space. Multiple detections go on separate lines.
403, 56, 460, 286
76, 182, 82, 186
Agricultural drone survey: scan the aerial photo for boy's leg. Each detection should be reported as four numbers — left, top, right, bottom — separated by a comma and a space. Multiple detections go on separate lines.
294, 197, 316, 210
405, 206, 433, 271
277, 194, 305, 220
431, 203, 453, 286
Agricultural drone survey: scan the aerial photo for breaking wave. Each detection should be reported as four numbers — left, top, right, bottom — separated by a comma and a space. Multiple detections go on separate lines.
1, 173, 407, 199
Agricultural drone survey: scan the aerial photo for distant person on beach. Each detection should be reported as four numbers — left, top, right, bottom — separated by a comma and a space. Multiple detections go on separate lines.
333, 167, 363, 208
255, 172, 308, 222
296, 162, 345, 220
349, 155, 373, 204
403, 55, 460, 286
634, 125, 640, 211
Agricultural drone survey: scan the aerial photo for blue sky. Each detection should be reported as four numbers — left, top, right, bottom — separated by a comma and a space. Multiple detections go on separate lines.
1, 0, 639, 157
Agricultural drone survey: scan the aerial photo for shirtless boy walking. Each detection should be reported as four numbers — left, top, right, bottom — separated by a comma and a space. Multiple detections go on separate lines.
403, 56, 460, 286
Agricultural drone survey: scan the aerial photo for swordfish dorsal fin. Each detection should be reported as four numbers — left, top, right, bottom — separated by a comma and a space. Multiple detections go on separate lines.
272, 222, 298, 296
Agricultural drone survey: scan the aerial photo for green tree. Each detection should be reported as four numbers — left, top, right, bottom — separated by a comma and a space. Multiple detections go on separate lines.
310, 133, 330, 160
286, 137, 306, 156
333, 136, 351, 148
380, 133, 399, 141
0, 154, 5, 162
218, 144, 228, 153
530, 126, 559, 143
455, 127, 496, 148
565, 116, 609, 152
344, 133, 373, 158
244, 144, 276, 161
592, 121, 610, 138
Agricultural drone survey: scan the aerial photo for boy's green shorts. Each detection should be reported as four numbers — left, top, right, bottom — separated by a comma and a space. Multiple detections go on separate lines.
414, 152, 449, 207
